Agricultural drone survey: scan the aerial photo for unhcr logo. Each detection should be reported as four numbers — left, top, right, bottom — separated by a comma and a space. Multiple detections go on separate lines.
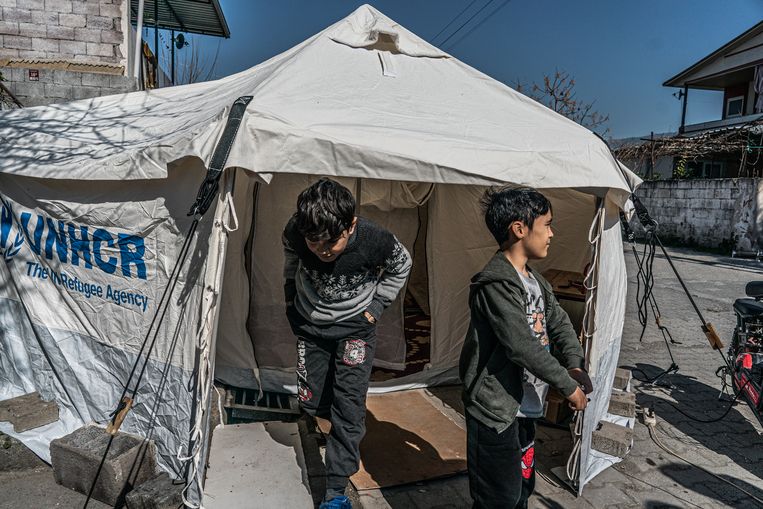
0, 197, 23, 262
0, 195, 148, 280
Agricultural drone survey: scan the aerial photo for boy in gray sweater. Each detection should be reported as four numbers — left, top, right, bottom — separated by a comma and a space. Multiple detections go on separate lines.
283, 178, 412, 509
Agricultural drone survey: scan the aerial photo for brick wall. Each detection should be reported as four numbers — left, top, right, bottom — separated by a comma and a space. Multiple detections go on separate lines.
632, 178, 762, 253
0, 0, 136, 107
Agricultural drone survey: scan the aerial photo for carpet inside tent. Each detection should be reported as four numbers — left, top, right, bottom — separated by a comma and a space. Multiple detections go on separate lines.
317, 389, 466, 490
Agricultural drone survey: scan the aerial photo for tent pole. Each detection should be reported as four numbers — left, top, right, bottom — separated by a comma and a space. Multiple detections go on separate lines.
133, 0, 145, 80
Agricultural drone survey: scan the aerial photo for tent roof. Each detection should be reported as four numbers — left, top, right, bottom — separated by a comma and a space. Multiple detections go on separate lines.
0, 5, 638, 204
130, 0, 230, 38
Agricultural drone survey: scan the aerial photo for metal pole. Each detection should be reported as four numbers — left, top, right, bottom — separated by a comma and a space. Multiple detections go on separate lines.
170, 29, 175, 85
680, 85, 688, 133
132, 0, 145, 80
154, 0, 159, 83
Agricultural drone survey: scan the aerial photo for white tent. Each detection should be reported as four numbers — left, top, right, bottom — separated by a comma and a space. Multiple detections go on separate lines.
0, 4, 640, 504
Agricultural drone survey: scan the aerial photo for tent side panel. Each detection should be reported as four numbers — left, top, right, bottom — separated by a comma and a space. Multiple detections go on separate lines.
578, 202, 629, 490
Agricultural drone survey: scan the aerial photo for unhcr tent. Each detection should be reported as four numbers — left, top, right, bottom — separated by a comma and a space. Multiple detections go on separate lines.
0, 4, 640, 504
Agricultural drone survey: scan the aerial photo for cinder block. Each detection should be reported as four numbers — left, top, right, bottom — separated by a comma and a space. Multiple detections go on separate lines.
3, 34, 31, 49
32, 10, 58, 25
608, 391, 636, 418
124, 472, 184, 509
613, 368, 632, 391
51, 425, 156, 507
59, 12, 86, 27
86, 14, 113, 30
0, 20, 20, 36
44, 0, 73, 14
86, 41, 113, 57
81, 70, 110, 86
99, 3, 122, 18
32, 36, 59, 52
592, 420, 632, 457
59, 39, 86, 55
101, 28, 123, 44
17, 0, 44, 9
2, 7, 33, 23
18, 21, 46, 38
72, 0, 98, 15
0, 392, 60, 432
74, 26, 101, 42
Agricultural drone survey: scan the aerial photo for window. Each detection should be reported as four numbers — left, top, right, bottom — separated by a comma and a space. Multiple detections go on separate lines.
726, 95, 744, 118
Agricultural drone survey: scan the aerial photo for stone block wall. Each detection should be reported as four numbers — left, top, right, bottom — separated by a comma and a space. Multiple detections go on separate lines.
631, 178, 762, 253
0, 0, 136, 107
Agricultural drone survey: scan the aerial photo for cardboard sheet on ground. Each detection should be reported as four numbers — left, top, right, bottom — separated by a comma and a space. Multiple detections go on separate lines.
319, 389, 466, 490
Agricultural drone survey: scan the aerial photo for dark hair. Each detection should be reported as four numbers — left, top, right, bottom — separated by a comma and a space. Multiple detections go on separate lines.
481, 186, 552, 246
295, 178, 356, 240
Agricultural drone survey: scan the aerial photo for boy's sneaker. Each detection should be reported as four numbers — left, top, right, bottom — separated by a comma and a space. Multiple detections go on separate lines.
319, 495, 352, 509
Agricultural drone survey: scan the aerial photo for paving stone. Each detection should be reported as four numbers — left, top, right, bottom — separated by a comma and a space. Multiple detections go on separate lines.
124, 472, 183, 509
592, 421, 633, 457
50, 425, 156, 507
608, 391, 637, 417
613, 368, 632, 390
0, 391, 60, 432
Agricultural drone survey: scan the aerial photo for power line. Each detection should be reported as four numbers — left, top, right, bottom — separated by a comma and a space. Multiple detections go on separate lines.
439, 0, 497, 48
429, 0, 480, 44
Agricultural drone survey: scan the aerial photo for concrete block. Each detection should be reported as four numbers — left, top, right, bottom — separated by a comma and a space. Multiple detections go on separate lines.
59, 38, 86, 55
50, 425, 156, 507
86, 41, 113, 57
32, 9, 58, 24
18, 21, 45, 37
608, 391, 636, 418
100, 28, 123, 44
72, 0, 99, 14
0, 20, 20, 35
99, 2, 121, 18
71, 84, 100, 100
32, 36, 59, 52
44, 0, 72, 14
44, 82, 71, 98
0, 392, 60, 432
591, 420, 632, 458
74, 26, 100, 42
2, 6, 32, 22
3, 34, 31, 49
0, 47, 20, 58
613, 368, 632, 391
0, 0, 16, 8
59, 12, 86, 27
17, 0, 43, 9
86, 14, 112, 29
124, 472, 183, 509
81, 70, 110, 86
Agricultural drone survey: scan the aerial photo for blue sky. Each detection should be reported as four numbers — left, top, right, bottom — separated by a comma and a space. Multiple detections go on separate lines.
151, 1, 763, 139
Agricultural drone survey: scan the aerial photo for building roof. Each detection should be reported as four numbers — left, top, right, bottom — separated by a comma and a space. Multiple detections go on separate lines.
664, 20, 763, 89
130, 0, 230, 38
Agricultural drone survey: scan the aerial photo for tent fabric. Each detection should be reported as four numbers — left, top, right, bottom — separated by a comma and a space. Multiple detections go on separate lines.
0, 5, 638, 205
0, 4, 641, 500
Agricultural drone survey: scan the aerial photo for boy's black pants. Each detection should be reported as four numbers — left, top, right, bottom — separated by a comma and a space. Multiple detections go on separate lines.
290, 309, 377, 501
466, 413, 537, 509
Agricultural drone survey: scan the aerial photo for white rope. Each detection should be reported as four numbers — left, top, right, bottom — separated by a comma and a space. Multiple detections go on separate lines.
178, 185, 233, 509
566, 202, 605, 485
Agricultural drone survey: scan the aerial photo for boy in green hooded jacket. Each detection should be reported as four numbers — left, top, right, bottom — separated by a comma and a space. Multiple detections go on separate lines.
459, 186, 592, 509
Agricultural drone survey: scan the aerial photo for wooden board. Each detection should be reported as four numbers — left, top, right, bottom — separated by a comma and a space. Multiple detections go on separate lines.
318, 389, 467, 490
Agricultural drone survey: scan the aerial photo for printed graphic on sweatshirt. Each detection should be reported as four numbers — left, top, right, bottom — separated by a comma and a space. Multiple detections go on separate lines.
524, 287, 549, 350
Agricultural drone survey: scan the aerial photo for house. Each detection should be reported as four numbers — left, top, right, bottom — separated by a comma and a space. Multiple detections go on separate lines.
661, 20, 763, 179
0, 0, 229, 108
